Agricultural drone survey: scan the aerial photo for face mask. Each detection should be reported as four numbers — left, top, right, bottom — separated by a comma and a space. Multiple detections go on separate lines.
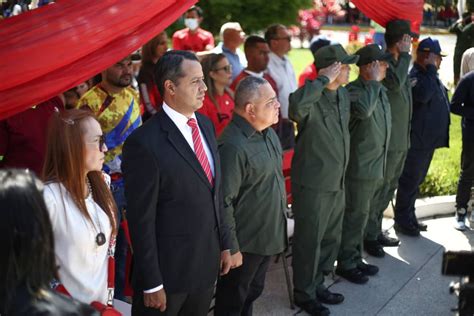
184, 18, 199, 31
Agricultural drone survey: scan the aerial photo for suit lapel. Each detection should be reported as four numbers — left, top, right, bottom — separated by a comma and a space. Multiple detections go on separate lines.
158, 111, 212, 190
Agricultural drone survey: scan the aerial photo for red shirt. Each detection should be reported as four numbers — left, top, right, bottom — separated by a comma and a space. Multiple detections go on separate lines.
0, 96, 64, 176
298, 63, 318, 87
172, 28, 214, 52
198, 92, 234, 136
230, 70, 279, 97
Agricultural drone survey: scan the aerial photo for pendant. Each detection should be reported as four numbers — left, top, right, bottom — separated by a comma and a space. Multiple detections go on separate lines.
96, 232, 106, 246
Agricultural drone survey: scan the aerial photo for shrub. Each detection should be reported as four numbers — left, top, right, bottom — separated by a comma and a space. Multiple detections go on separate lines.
419, 114, 462, 197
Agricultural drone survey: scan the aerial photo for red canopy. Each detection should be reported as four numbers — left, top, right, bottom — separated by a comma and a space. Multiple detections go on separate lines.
0, 0, 196, 120
351, 0, 423, 34
0, 0, 424, 120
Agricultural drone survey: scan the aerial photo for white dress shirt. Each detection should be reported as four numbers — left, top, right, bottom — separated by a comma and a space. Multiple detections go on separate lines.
267, 51, 297, 119
144, 103, 216, 294
43, 182, 112, 304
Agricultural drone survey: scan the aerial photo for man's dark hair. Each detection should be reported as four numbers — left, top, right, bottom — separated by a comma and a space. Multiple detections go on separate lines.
0, 169, 57, 311
186, 5, 203, 17
234, 76, 268, 109
264, 24, 286, 44
385, 33, 404, 49
153, 50, 199, 97
244, 35, 267, 52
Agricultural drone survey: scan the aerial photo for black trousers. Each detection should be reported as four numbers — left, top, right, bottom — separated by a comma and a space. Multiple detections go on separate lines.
456, 139, 474, 210
132, 286, 214, 316
214, 253, 271, 316
394, 148, 435, 226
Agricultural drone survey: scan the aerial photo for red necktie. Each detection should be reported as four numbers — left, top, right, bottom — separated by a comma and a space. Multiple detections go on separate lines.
187, 118, 214, 186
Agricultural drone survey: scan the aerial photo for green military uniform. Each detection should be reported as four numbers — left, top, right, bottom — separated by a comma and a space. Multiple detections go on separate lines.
218, 114, 287, 256
337, 76, 391, 270
450, 21, 474, 83
365, 51, 413, 242
289, 44, 358, 303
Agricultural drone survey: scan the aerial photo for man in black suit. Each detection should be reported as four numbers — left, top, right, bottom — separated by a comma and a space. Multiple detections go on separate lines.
122, 50, 233, 316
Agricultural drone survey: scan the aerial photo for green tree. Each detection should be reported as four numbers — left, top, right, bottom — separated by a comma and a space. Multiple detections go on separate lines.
196, 0, 312, 35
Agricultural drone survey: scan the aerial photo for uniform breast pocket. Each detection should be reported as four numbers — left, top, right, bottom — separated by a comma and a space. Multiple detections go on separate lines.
321, 108, 338, 141
248, 151, 272, 178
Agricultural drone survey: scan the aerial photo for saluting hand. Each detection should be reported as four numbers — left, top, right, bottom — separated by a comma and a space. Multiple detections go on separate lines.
398, 34, 412, 53
318, 62, 342, 83
144, 288, 167, 312
366, 61, 383, 82
424, 53, 438, 67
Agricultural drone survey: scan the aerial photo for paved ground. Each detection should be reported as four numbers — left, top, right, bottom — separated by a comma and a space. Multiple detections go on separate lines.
252, 214, 474, 316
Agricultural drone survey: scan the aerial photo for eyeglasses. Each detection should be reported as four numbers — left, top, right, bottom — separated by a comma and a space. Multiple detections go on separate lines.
213, 65, 232, 73
86, 135, 107, 152
273, 36, 291, 42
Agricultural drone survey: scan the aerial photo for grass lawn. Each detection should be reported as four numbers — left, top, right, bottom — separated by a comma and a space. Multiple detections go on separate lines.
288, 48, 462, 197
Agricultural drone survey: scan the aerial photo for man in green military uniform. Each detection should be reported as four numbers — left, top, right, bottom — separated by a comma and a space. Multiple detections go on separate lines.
214, 76, 287, 315
289, 44, 358, 316
336, 44, 391, 284
364, 20, 416, 256
449, 14, 474, 85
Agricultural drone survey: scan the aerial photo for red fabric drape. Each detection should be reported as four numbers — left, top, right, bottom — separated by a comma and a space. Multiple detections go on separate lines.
351, 0, 423, 35
0, 0, 197, 120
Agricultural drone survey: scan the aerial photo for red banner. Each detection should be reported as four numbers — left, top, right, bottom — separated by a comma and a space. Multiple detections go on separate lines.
351, 0, 423, 34
0, 0, 196, 120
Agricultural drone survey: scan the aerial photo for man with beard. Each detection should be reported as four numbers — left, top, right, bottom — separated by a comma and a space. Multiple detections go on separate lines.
78, 55, 142, 300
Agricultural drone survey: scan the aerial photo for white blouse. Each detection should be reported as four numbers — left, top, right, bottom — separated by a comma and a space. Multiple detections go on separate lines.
43, 182, 112, 304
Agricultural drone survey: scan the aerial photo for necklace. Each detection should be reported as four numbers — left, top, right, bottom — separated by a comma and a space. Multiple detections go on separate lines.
86, 178, 106, 246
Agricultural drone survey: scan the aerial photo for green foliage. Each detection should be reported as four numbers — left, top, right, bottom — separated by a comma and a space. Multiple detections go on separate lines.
419, 114, 462, 197
197, 0, 313, 35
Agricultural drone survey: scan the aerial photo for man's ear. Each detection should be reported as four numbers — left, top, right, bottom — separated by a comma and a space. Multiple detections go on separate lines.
245, 102, 255, 117
164, 80, 175, 95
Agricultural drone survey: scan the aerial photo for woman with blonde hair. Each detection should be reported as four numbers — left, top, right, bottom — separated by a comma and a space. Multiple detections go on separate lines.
42, 109, 117, 304
199, 53, 235, 136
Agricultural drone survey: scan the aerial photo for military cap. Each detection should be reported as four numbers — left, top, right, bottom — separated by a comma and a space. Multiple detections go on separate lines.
417, 37, 448, 56
385, 19, 418, 37
355, 44, 392, 66
314, 44, 359, 70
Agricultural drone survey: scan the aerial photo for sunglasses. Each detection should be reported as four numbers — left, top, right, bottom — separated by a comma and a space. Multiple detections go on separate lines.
214, 65, 232, 73
86, 135, 107, 152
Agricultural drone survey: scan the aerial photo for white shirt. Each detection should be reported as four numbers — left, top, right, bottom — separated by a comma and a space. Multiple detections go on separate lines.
143, 103, 216, 294
267, 51, 297, 119
43, 182, 112, 304
163, 102, 215, 176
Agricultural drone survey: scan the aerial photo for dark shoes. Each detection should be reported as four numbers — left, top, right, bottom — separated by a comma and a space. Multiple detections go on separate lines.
364, 240, 385, 257
335, 268, 369, 284
357, 262, 379, 276
415, 220, 428, 231
295, 299, 330, 316
316, 288, 344, 305
394, 222, 420, 237
377, 233, 400, 247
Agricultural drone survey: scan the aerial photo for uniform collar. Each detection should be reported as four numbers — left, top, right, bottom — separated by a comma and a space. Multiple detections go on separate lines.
232, 113, 260, 138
